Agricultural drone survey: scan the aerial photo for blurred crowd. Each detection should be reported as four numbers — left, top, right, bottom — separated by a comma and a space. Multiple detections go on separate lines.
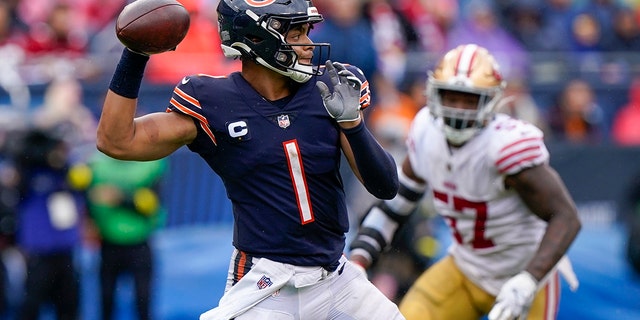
0, 0, 640, 317
311, 0, 640, 147
0, 0, 639, 144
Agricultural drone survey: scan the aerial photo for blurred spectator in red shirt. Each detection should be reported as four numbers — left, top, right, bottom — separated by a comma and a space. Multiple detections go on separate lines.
395, 0, 457, 58
18, 1, 101, 83
612, 78, 640, 146
22, 2, 87, 57
77, 0, 126, 36
145, 0, 239, 84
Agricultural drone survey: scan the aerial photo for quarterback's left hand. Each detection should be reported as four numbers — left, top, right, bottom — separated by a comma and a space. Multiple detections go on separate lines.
316, 60, 362, 123
488, 271, 538, 320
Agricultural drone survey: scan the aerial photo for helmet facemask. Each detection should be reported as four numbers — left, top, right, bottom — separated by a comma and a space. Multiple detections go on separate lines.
427, 44, 505, 146
218, 0, 330, 83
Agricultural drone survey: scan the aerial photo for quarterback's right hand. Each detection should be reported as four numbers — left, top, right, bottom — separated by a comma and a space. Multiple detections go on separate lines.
488, 271, 538, 320
316, 60, 362, 123
126, 47, 150, 57
126, 46, 176, 57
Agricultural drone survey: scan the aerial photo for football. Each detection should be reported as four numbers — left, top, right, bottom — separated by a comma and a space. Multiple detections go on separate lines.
115, 0, 190, 55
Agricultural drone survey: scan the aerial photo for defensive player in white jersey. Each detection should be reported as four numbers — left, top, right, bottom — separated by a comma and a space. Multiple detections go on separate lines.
349, 44, 582, 320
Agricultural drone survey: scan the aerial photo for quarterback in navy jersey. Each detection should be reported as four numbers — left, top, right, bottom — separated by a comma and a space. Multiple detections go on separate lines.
169, 68, 371, 269
97, 0, 404, 319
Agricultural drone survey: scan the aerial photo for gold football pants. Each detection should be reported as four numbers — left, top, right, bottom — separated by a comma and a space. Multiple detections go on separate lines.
399, 256, 559, 320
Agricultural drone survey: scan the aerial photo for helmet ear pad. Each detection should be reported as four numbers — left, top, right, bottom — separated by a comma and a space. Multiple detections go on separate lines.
241, 18, 296, 65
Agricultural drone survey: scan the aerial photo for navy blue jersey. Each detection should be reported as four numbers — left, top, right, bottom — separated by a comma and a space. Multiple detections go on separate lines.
168, 66, 371, 270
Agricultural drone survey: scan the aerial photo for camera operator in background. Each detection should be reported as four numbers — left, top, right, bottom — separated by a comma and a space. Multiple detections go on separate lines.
83, 151, 167, 320
11, 127, 85, 320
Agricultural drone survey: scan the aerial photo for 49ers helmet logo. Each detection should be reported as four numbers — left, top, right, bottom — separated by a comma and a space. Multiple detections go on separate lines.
244, 0, 277, 7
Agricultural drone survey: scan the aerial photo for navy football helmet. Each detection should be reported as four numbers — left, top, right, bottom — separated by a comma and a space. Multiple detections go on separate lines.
217, 0, 329, 83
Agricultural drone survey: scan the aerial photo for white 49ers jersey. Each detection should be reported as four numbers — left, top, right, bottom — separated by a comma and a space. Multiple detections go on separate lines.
406, 108, 549, 295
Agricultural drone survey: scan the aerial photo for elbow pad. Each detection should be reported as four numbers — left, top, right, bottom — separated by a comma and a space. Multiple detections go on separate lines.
349, 169, 427, 265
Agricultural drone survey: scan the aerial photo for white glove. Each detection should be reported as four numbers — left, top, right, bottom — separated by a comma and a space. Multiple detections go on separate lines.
316, 60, 362, 122
488, 271, 538, 320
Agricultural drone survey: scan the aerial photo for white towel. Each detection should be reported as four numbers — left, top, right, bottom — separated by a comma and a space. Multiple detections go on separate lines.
199, 257, 294, 320
557, 255, 579, 292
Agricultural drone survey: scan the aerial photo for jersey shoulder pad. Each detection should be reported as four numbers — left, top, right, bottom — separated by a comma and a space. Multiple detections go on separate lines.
487, 114, 549, 175
168, 74, 229, 119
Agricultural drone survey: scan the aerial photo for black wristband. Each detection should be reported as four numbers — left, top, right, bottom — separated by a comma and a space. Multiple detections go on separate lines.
108, 48, 150, 99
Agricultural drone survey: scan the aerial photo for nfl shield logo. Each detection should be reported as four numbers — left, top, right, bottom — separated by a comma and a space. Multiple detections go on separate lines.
277, 114, 290, 128
256, 275, 273, 289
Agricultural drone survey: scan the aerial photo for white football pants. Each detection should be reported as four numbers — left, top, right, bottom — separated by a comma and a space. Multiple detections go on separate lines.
200, 249, 405, 320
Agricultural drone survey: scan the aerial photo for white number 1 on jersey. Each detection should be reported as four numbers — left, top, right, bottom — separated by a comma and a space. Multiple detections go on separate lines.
283, 140, 315, 224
